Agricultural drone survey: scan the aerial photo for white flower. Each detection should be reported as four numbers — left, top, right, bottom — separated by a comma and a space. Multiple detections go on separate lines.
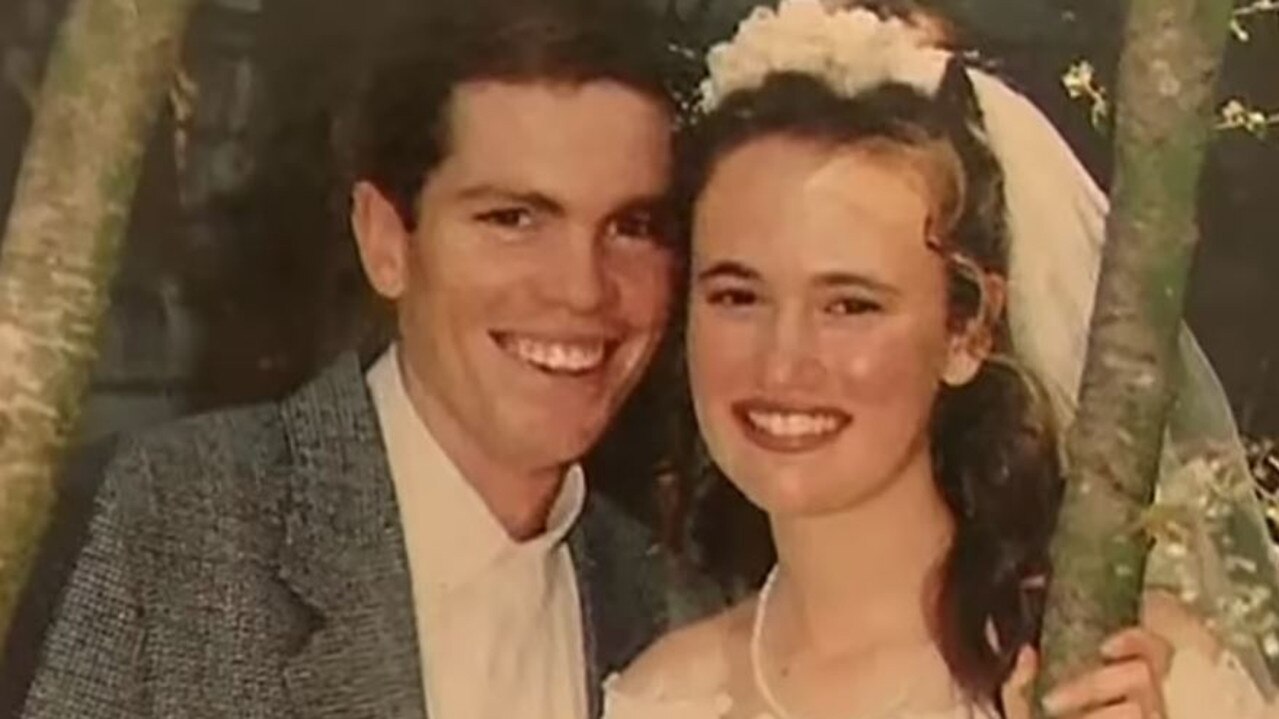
699, 0, 936, 111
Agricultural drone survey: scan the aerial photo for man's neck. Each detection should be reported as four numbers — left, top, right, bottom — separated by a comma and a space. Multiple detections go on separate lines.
396, 356, 568, 541
465, 461, 566, 541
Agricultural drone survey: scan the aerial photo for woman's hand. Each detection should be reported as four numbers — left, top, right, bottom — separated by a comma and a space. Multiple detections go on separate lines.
1001, 626, 1174, 718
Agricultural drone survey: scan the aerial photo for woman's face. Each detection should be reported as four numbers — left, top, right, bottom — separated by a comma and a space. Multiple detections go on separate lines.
688, 135, 980, 517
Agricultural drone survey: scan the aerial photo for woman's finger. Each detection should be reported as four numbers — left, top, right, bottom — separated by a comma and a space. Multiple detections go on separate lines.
1043, 660, 1160, 716
1101, 626, 1175, 679
1000, 645, 1038, 719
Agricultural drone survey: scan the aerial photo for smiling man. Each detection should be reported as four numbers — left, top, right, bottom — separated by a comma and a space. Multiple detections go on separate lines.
353, 79, 676, 540
19, 0, 682, 717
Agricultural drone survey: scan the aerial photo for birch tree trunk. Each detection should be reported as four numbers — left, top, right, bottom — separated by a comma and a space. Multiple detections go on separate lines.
1032, 0, 1235, 714
0, 0, 198, 642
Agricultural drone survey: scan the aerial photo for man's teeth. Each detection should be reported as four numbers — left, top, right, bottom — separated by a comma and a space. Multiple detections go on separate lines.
747, 410, 842, 438
509, 337, 606, 372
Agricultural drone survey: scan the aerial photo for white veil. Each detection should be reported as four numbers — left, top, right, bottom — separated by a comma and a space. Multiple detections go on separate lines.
970, 66, 1279, 697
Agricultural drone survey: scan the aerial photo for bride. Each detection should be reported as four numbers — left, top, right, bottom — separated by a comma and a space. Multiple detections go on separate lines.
605, 2, 1278, 718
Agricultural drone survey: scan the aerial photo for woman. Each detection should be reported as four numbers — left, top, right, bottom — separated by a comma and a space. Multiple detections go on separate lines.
604, 2, 1277, 717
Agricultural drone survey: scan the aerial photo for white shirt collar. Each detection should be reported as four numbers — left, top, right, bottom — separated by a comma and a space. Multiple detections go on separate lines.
366, 345, 586, 592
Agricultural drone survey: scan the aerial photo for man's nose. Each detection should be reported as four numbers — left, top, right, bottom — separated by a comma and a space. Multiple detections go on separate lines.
542, 230, 619, 314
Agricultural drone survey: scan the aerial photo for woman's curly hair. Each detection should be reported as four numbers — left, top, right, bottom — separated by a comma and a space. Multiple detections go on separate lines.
676, 67, 1065, 707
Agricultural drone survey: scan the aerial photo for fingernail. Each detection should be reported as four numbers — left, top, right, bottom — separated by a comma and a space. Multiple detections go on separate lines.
1018, 645, 1038, 672
1099, 634, 1122, 657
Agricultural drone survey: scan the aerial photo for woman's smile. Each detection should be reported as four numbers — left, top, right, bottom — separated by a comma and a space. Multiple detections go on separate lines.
732, 399, 851, 453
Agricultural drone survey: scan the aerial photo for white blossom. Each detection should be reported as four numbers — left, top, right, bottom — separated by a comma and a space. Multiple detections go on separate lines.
699, 0, 934, 112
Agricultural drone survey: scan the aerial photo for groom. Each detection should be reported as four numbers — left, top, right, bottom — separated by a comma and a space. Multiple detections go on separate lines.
18, 0, 685, 716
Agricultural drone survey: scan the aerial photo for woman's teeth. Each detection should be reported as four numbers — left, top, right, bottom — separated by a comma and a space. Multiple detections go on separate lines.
746, 410, 842, 438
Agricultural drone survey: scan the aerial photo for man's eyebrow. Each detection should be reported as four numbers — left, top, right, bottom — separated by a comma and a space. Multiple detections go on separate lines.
695, 260, 760, 283
613, 193, 672, 213
813, 271, 899, 296
454, 184, 565, 214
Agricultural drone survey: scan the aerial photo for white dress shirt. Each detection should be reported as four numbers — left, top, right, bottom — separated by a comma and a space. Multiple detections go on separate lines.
367, 346, 588, 719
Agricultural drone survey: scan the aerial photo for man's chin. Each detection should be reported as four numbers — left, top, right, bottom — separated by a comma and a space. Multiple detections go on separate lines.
500, 416, 606, 469
490, 371, 629, 464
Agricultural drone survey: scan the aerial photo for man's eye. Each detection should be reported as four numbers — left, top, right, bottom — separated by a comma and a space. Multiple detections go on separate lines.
610, 210, 663, 243
705, 287, 759, 307
826, 297, 882, 316
475, 207, 535, 229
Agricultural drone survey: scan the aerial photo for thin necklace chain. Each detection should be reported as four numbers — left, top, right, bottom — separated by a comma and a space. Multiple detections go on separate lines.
750, 565, 943, 719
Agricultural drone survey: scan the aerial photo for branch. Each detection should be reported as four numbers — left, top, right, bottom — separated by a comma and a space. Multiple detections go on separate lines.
0, 0, 198, 641
1031, 0, 1235, 713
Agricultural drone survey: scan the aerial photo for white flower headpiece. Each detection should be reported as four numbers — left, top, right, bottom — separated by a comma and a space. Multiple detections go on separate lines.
699, 0, 948, 112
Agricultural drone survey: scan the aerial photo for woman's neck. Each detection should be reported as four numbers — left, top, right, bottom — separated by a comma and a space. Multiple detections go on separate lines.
766, 449, 955, 659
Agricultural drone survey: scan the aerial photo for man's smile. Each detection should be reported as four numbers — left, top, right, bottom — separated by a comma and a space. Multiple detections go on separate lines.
492, 331, 614, 376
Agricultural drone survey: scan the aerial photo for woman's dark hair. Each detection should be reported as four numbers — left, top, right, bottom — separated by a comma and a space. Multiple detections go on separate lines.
342, 0, 676, 230
678, 68, 1065, 707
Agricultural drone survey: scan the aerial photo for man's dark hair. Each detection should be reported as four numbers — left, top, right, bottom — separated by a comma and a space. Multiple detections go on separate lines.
343, 0, 675, 229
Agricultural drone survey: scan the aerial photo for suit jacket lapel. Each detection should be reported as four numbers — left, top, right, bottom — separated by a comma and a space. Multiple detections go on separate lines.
270, 355, 674, 719
275, 355, 427, 718
569, 494, 670, 718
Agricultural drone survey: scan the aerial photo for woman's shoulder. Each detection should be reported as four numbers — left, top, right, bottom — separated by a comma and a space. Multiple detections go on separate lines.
612, 596, 756, 700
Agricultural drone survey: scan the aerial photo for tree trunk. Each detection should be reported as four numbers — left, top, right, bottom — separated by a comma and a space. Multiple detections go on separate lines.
1031, 0, 1235, 714
0, 0, 198, 642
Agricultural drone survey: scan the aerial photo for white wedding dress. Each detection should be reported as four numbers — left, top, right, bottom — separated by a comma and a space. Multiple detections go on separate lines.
603, 636, 1276, 719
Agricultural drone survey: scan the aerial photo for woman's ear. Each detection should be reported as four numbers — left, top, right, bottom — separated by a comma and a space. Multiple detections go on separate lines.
351, 180, 411, 300
942, 273, 1006, 387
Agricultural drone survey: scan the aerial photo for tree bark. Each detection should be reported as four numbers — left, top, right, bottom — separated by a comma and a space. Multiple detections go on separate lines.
0, 0, 198, 642
1031, 0, 1235, 714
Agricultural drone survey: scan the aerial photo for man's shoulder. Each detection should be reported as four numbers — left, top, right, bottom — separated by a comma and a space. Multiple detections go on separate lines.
578, 492, 659, 555
572, 492, 668, 616
112, 399, 287, 478
102, 352, 375, 513
93, 400, 295, 540
122, 399, 284, 462
573, 491, 685, 604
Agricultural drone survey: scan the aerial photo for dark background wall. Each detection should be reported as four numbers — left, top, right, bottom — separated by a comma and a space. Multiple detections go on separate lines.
1, 0, 1277, 441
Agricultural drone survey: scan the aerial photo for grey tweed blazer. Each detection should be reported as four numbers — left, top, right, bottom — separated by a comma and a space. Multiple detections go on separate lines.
18, 354, 671, 718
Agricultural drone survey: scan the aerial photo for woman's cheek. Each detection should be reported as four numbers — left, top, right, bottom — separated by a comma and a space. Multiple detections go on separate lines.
827, 328, 944, 405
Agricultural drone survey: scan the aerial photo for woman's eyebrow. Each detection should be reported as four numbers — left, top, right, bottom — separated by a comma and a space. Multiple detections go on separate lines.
695, 260, 760, 283
812, 271, 899, 296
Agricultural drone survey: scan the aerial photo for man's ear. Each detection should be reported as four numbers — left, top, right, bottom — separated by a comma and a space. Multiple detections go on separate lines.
351, 180, 410, 300
942, 273, 1006, 387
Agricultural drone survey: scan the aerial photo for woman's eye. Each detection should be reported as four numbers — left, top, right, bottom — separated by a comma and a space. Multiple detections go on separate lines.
705, 287, 760, 307
826, 297, 882, 316
475, 207, 535, 229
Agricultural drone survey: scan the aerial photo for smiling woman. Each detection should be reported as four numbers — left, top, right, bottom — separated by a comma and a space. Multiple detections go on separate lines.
599, 3, 1278, 718
677, 73, 1056, 707
691, 135, 967, 509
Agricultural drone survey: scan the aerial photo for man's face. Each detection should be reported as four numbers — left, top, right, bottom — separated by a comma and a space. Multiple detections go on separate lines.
353, 80, 676, 481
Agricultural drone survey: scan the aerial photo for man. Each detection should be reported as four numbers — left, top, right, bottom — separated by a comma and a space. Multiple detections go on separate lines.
18, 0, 684, 715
